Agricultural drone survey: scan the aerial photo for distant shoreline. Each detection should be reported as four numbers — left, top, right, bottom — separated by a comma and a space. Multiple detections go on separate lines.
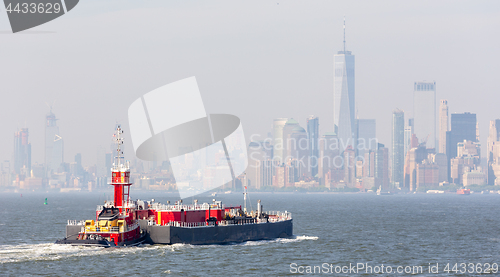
2, 188, 499, 195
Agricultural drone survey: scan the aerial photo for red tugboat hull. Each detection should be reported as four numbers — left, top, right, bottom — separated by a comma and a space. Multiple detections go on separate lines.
457, 189, 471, 195
55, 232, 146, 248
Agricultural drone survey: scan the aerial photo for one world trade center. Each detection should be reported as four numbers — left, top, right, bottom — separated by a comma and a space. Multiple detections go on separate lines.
333, 18, 355, 152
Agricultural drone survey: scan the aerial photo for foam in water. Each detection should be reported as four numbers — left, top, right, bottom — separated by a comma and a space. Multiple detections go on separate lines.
0, 243, 103, 264
0, 243, 182, 264
240, 235, 319, 246
0, 236, 318, 263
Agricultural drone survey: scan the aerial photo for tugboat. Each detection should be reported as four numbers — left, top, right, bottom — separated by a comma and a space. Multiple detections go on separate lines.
57, 126, 293, 246
55, 126, 145, 247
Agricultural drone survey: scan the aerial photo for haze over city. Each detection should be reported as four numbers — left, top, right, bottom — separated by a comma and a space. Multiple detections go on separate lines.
3, 2, 500, 275
1, 0, 499, 171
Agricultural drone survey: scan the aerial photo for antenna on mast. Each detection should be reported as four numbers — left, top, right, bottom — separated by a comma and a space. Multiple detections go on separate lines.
343, 16, 346, 53
113, 125, 124, 169
243, 186, 247, 213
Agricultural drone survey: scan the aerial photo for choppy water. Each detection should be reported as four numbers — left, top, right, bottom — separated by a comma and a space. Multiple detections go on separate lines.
1, 191, 499, 276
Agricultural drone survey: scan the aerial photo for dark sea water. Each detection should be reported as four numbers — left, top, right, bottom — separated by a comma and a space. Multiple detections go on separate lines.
1, 191, 500, 276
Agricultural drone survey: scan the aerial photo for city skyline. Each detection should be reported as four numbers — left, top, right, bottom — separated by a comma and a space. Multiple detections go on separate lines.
0, 1, 499, 170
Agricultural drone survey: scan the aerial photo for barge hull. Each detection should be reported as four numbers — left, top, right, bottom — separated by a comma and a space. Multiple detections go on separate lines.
139, 219, 293, 245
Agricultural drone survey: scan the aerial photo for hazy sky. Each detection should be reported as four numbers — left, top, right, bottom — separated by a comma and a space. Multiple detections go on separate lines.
1, 1, 499, 167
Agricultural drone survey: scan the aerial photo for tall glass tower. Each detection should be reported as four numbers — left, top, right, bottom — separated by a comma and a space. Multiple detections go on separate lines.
45, 110, 63, 176
404, 118, 414, 158
439, 100, 449, 154
413, 81, 436, 149
356, 119, 376, 158
333, 18, 355, 151
391, 109, 405, 188
306, 116, 319, 177
272, 118, 288, 164
14, 128, 31, 176
449, 112, 476, 159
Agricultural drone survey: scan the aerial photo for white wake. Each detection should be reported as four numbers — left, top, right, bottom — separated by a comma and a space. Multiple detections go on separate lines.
0, 243, 169, 264
240, 235, 319, 246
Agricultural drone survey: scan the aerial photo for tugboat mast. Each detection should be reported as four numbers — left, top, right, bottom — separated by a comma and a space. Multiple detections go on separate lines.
110, 125, 132, 213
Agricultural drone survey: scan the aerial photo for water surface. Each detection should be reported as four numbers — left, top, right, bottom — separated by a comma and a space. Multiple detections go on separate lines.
1, 192, 499, 276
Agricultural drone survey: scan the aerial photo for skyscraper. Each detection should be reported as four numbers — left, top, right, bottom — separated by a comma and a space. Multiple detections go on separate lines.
272, 118, 288, 163
487, 120, 500, 163
0, 160, 11, 187
404, 118, 414, 158
96, 146, 107, 177
306, 116, 319, 178
333, 18, 355, 152
318, 132, 341, 183
74, 153, 83, 177
14, 128, 31, 176
439, 100, 449, 154
391, 110, 404, 188
487, 119, 500, 185
405, 139, 427, 191
282, 118, 300, 162
247, 141, 272, 189
288, 126, 309, 180
416, 161, 439, 190
356, 119, 377, 158
413, 81, 436, 150
449, 112, 476, 160
45, 110, 64, 175
476, 122, 480, 142
375, 143, 389, 190
260, 159, 274, 188
343, 146, 355, 188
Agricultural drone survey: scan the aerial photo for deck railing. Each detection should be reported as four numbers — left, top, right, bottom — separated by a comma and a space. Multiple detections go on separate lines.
146, 211, 292, 228
149, 202, 224, 212
266, 211, 292, 221
68, 220, 85, 226
96, 200, 136, 211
